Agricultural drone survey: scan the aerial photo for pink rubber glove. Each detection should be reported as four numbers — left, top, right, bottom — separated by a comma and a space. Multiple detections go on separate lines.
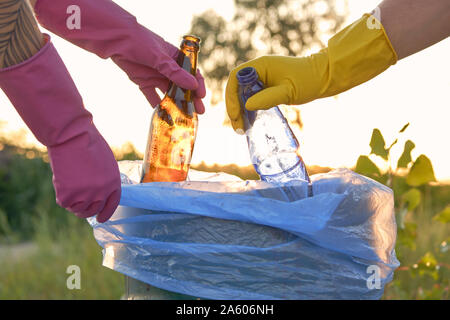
0, 36, 121, 223
34, 0, 207, 114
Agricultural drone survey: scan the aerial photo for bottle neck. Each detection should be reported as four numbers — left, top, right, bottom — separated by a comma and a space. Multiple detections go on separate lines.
167, 44, 199, 102
237, 67, 259, 87
237, 67, 264, 114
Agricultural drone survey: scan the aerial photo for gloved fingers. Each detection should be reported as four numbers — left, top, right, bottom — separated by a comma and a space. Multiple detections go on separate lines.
67, 201, 92, 218
157, 57, 198, 91
83, 200, 106, 217
231, 117, 245, 134
165, 42, 206, 98
142, 83, 206, 114
64, 199, 106, 219
140, 86, 162, 108
225, 69, 242, 122
194, 69, 206, 99
246, 85, 290, 111
139, 66, 205, 112
193, 97, 205, 115
225, 56, 269, 124
164, 39, 182, 61
96, 189, 121, 223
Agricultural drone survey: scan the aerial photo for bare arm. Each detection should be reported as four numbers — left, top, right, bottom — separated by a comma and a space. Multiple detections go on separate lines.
378, 0, 450, 60
0, 0, 44, 68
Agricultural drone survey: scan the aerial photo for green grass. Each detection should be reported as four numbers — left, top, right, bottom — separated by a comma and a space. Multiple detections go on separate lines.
382, 183, 450, 299
0, 216, 123, 299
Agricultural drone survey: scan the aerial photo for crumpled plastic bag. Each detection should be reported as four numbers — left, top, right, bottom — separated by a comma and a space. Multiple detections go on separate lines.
88, 161, 399, 300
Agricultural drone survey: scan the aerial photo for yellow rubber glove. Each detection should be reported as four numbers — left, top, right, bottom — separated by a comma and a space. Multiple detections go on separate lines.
226, 14, 398, 132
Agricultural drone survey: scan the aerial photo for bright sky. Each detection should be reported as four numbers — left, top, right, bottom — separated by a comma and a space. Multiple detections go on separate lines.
1, 0, 449, 182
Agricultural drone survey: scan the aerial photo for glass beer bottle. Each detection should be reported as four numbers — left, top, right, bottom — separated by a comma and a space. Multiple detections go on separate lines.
141, 35, 201, 183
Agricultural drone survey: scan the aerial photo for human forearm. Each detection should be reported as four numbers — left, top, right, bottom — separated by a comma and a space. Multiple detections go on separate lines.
0, 0, 44, 68
378, 0, 450, 60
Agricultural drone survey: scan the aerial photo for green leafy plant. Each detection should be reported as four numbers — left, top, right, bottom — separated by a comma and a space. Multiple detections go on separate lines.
355, 124, 449, 299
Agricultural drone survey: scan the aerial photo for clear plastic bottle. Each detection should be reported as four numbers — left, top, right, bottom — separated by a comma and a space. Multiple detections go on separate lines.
237, 67, 312, 196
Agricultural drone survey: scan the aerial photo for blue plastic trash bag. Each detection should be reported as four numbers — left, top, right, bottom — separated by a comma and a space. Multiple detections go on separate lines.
88, 161, 399, 300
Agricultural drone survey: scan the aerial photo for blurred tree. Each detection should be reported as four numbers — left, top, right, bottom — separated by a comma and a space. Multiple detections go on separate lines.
189, 0, 349, 120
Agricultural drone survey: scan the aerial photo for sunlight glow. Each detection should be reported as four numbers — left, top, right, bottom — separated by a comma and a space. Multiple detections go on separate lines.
0, 0, 449, 182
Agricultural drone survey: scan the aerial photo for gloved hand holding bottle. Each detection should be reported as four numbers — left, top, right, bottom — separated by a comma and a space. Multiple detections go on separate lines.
226, 0, 450, 132
32, 0, 207, 113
